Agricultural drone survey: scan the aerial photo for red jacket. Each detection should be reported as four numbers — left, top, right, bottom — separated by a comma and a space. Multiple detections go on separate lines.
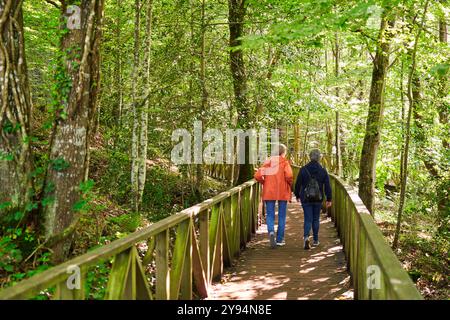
254, 156, 293, 201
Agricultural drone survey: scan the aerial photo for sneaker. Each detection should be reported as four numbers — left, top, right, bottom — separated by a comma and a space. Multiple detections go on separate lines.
269, 232, 276, 249
304, 237, 310, 250
276, 241, 286, 247
312, 240, 320, 247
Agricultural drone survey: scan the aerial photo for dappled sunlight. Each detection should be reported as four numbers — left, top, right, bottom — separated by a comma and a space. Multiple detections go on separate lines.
210, 204, 353, 300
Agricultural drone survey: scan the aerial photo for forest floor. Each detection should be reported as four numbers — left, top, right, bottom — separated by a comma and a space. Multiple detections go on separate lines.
375, 199, 449, 300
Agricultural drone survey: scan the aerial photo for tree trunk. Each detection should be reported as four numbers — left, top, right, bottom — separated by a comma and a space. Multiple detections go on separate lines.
113, 0, 123, 134
131, 0, 141, 213
43, 0, 104, 262
333, 32, 340, 97
195, 0, 207, 195
0, 0, 33, 217
228, 0, 252, 185
438, 17, 448, 149
358, 13, 395, 216
293, 122, 300, 164
393, 1, 429, 249
136, 0, 153, 209
335, 111, 342, 176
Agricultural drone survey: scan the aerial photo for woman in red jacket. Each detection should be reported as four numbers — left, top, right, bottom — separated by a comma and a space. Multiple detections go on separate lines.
254, 144, 293, 249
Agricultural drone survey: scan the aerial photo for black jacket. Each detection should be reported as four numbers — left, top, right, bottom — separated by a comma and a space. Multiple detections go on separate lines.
294, 161, 332, 204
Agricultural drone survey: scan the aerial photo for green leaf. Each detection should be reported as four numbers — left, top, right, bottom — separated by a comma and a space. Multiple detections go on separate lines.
4, 265, 14, 272
431, 63, 450, 77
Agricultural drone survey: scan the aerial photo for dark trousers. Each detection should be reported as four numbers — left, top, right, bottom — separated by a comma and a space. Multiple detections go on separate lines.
302, 202, 322, 242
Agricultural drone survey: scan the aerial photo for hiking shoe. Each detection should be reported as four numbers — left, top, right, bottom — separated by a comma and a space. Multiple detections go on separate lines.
312, 240, 320, 247
276, 241, 286, 247
269, 232, 276, 249
304, 237, 311, 250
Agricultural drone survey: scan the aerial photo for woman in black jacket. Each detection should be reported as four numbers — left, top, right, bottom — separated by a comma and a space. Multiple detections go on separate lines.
294, 149, 332, 250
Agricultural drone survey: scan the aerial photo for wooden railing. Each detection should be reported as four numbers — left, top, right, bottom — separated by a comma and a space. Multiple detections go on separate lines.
0, 180, 262, 300
292, 165, 422, 300
1, 162, 422, 300
204, 164, 235, 182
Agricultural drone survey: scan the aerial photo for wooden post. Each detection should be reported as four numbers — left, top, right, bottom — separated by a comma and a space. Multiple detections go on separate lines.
155, 230, 170, 299
180, 223, 192, 300
199, 209, 210, 285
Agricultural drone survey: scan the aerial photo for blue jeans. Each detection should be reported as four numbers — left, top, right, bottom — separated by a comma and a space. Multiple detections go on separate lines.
265, 200, 288, 243
302, 202, 322, 242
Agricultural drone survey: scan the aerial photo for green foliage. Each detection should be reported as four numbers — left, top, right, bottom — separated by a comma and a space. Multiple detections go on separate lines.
50, 158, 71, 171
85, 259, 112, 300
109, 214, 142, 234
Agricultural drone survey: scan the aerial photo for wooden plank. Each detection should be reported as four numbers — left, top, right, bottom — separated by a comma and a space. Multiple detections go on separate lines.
209, 203, 220, 270
210, 200, 352, 300
250, 184, 257, 235
221, 208, 232, 268
170, 219, 191, 300
155, 230, 170, 300
223, 197, 233, 258
180, 224, 192, 300
55, 266, 85, 300
211, 203, 223, 282
131, 247, 153, 300
232, 192, 241, 256
199, 209, 210, 285
104, 249, 132, 300
192, 228, 208, 298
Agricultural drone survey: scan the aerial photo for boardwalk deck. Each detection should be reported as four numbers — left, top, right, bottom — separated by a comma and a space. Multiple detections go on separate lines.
209, 198, 354, 300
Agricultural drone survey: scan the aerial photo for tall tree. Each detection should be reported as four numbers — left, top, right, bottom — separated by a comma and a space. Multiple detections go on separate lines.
393, 0, 430, 248
195, 0, 207, 196
228, 0, 252, 185
43, 0, 104, 262
438, 6, 448, 150
358, 11, 395, 216
0, 0, 33, 217
131, 0, 141, 213
137, 0, 153, 209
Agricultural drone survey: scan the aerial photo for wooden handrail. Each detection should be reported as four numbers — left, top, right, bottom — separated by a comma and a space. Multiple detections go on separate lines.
0, 178, 262, 300
292, 165, 422, 300
1, 162, 422, 300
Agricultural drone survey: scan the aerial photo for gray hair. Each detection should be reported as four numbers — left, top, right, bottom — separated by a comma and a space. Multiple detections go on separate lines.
309, 149, 321, 162
274, 143, 287, 156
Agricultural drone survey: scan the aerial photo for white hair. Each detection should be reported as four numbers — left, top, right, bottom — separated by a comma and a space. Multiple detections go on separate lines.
309, 149, 321, 162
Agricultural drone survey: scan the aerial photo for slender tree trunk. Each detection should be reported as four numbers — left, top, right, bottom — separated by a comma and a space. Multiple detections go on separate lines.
43, 0, 104, 262
325, 120, 333, 170
228, 0, 251, 185
437, 12, 449, 231
393, 1, 429, 249
438, 16, 448, 149
195, 0, 207, 195
335, 111, 342, 176
294, 122, 300, 164
113, 0, 123, 135
0, 0, 33, 217
131, 0, 141, 213
358, 13, 395, 216
137, 0, 153, 207
333, 32, 340, 98
302, 107, 310, 164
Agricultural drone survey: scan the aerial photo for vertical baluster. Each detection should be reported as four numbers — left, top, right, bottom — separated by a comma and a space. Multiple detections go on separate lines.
180, 220, 192, 300
199, 209, 210, 285
155, 230, 170, 300
55, 266, 85, 300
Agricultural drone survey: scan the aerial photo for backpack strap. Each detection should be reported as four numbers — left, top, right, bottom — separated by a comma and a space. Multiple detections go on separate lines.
304, 167, 311, 178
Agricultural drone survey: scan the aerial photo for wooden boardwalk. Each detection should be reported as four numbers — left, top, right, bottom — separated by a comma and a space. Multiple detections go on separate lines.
209, 198, 354, 300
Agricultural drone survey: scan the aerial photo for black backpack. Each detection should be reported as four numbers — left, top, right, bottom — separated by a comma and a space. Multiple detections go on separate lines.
304, 168, 323, 203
